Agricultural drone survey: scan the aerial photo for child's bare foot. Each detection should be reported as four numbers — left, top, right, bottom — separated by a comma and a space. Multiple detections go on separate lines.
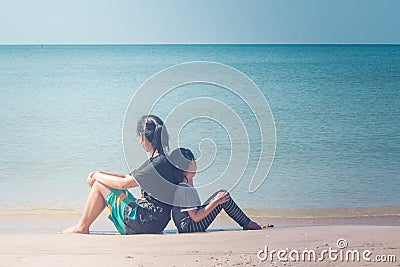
243, 221, 274, 230
59, 225, 89, 234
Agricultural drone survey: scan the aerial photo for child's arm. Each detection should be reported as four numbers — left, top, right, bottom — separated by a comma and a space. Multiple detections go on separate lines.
92, 171, 139, 190
187, 191, 230, 222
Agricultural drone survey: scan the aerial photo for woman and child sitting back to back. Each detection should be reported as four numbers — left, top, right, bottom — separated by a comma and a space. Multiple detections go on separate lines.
61, 115, 271, 235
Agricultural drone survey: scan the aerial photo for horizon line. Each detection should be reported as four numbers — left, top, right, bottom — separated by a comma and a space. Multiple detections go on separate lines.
1, 42, 399, 46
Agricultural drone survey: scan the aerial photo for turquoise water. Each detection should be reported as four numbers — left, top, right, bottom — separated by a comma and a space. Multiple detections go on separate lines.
0, 45, 399, 209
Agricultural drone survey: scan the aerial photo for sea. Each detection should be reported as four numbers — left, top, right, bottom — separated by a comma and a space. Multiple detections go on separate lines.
0, 44, 399, 213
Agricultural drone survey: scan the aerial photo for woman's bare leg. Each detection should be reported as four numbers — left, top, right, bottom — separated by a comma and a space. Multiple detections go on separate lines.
60, 181, 110, 234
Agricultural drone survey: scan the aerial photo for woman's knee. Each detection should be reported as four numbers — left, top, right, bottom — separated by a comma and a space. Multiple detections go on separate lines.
92, 181, 110, 198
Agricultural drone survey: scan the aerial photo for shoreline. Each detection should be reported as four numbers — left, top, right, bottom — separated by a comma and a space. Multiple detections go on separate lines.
1, 204, 399, 217
0, 207, 399, 235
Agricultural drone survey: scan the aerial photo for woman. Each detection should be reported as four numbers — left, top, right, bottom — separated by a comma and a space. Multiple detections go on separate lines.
61, 115, 179, 234
170, 148, 272, 233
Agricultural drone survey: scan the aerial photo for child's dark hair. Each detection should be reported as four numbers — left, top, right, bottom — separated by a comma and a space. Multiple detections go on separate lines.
136, 115, 169, 157
169, 148, 196, 183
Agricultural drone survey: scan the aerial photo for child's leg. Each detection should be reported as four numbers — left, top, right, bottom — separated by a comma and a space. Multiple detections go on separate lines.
186, 191, 252, 232
204, 190, 251, 227
221, 195, 268, 230
220, 197, 251, 228
187, 204, 224, 232
61, 181, 109, 234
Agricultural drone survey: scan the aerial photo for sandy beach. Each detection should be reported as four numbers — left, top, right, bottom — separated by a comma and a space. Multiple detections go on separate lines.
0, 225, 398, 266
0, 209, 399, 267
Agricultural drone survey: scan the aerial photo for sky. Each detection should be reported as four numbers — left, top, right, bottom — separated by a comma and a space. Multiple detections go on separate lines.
0, 0, 399, 44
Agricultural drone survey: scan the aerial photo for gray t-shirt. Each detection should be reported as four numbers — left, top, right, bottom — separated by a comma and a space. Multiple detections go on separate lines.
172, 182, 202, 232
127, 154, 179, 234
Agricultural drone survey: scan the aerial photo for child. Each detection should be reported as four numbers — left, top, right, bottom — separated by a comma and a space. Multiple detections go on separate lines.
169, 148, 273, 233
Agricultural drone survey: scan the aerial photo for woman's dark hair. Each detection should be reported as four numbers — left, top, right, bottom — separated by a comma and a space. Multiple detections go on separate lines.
169, 148, 196, 183
136, 115, 169, 157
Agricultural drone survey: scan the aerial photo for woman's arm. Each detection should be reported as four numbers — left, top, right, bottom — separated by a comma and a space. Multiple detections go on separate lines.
92, 172, 139, 190
187, 191, 230, 222
98, 171, 126, 178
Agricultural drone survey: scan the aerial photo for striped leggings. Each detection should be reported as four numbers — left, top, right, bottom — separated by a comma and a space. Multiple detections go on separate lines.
186, 190, 251, 233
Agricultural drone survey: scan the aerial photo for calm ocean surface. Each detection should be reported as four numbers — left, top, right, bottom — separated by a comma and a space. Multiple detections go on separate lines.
0, 44, 399, 210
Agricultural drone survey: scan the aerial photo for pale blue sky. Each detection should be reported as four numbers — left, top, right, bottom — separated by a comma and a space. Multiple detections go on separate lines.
0, 0, 399, 44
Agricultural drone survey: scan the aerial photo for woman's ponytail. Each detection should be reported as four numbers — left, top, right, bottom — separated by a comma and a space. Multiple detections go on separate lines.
151, 123, 168, 156
137, 115, 169, 156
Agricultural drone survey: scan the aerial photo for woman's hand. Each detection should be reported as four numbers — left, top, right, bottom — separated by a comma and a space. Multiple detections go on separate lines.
212, 191, 230, 205
87, 171, 97, 188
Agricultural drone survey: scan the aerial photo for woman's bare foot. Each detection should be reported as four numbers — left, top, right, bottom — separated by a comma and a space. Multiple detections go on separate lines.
59, 225, 89, 234
243, 221, 274, 230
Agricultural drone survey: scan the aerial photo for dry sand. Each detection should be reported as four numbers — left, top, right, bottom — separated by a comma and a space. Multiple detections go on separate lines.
0, 213, 399, 266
